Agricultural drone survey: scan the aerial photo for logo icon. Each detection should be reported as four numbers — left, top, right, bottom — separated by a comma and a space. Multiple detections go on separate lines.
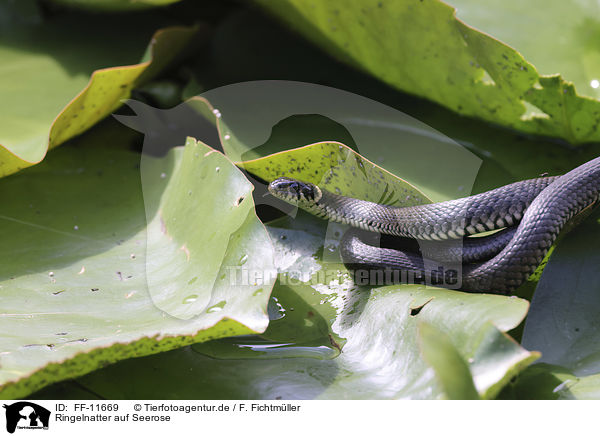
3, 402, 50, 433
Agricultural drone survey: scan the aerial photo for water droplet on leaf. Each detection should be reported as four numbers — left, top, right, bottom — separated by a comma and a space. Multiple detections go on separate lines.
206, 301, 226, 312
183, 294, 198, 304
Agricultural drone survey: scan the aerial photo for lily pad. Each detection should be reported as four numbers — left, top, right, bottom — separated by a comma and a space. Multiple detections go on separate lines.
0, 133, 273, 398
257, 0, 600, 144
0, 1, 202, 177
75, 291, 535, 399
142, 137, 276, 319
74, 212, 536, 399
242, 141, 429, 207
418, 321, 479, 399
499, 363, 600, 400
114, 84, 486, 205
193, 81, 483, 202
27, 100, 540, 399
450, 0, 600, 101
516, 208, 600, 398
48, 0, 182, 11
198, 6, 600, 191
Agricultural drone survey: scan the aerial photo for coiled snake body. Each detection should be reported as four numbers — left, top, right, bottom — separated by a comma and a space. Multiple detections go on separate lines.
268, 157, 600, 293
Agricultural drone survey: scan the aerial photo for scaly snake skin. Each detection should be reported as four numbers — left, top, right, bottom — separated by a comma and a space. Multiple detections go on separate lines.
268, 157, 600, 293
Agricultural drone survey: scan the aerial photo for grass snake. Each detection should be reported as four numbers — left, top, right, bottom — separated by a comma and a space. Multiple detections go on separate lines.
268, 156, 600, 293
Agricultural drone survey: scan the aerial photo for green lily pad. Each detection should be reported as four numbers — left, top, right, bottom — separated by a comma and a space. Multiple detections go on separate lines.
73, 209, 536, 399
242, 141, 429, 207
515, 208, 600, 398
499, 363, 600, 400
191, 279, 343, 361
257, 0, 600, 144
33, 380, 102, 400
450, 0, 600, 101
27, 112, 539, 399
199, 5, 600, 189
30, 114, 542, 399
0, 132, 273, 398
142, 137, 275, 319
418, 321, 479, 399
192, 81, 484, 202
74, 288, 534, 399
115, 86, 485, 204
48, 0, 182, 11
0, 1, 202, 178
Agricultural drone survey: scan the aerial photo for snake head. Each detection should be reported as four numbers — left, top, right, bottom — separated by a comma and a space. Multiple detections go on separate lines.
268, 177, 322, 204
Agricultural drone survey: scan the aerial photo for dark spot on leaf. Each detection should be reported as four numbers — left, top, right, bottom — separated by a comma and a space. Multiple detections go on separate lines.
410, 298, 433, 316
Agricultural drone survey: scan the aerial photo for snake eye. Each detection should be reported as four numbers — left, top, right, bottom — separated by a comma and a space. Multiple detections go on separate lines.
285, 181, 301, 198
300, 185, 315, 200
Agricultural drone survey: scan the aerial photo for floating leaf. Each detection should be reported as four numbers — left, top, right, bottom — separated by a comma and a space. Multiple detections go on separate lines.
516, 208, 600, 398
257, 0, 600, 144
499, 363, 600, 400
48, 0, 183, 11
118, 82, 485, 203
72, 212, 536, 399
450, 0, 600, 100
142, 137, 275, 320
0, 133, 273, 398
242, 141, 429, 207
418, 321, 479, 400
0, 2, 202, 177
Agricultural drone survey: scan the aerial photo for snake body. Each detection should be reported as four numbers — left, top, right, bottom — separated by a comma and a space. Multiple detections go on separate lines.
278, 176, 558, 241
268, 157, 600, 293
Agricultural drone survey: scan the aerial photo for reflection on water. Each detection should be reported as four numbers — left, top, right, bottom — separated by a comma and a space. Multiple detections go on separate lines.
192, 335, 339, 360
